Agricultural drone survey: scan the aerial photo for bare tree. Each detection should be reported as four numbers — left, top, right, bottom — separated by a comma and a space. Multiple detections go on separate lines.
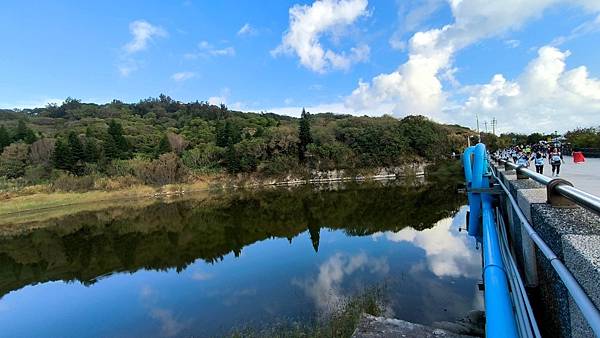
29, 138, 56, 166
167, 132, 189, 155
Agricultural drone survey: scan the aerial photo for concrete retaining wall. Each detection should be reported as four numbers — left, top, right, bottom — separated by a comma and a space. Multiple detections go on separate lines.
493, 163, 600, 338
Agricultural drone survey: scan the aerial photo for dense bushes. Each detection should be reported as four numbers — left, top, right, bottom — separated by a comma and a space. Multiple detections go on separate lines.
565, 128, 600, 149
0, 96, 477, 190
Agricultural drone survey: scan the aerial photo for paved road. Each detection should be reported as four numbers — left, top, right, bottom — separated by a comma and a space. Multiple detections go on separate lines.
531, 156, 600, 196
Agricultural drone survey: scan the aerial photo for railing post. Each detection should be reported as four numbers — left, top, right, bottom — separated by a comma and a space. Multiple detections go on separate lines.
547, 179, 577, 208
516, 166, 528, 180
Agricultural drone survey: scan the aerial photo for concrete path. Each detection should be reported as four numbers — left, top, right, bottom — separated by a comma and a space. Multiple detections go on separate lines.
530, 156, 600, 196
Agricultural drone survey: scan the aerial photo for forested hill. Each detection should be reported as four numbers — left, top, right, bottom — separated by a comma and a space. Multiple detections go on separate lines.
0, 95, 473, 187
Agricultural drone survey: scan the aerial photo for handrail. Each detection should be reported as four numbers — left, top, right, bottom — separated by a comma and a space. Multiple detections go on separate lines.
497, 158, 600, 215
491, 169, 600, 336
464, 145, 519, 337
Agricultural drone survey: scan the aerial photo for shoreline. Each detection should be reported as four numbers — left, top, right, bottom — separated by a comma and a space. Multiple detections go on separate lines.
0, 164, 427, 220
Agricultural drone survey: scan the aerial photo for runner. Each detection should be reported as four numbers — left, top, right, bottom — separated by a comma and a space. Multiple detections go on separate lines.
549, 148, 565, 177
533, 152, 544, 174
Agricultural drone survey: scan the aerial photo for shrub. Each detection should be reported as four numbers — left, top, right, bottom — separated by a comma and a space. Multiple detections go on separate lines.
24, 165, 51, 184
182, 144, 224, 171
0, 142, 30, 178
257, 155, 299, 177
52, 173, 96, 192
134, 152, 188, 185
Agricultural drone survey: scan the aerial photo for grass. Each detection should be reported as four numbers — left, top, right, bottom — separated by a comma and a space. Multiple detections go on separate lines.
0, 181, 213, 223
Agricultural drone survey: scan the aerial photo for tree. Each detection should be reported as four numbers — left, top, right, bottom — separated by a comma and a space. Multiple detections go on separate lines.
156, 134, 172, 157
226, 144, 240, 173
105, 120, 129, 159
14, 120, 37, 144
29, 138, 56, 166
182, 144, 224, 170
67, 132, 85, 175
84, 138, 100, 163
527, 132, 544, 145
298, 108, 312, 162
0, 143, 29, 178
167, 132, 189, 154
216, 120, 240, 148
52, 138, 72, 171
0, 125, 10, 152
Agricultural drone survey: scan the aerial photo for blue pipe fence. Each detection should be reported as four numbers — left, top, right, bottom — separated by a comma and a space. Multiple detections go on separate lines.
463, 143, 600, 338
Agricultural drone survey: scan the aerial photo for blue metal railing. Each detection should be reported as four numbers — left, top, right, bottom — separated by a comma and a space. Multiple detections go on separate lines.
465, 143, 600, 337
464, 143, 519, 338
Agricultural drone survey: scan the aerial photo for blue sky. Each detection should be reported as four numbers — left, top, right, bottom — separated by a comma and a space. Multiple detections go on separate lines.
1, 0, 600, 133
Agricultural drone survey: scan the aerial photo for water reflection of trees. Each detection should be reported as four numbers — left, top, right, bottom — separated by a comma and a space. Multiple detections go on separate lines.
0, 165, 464, 298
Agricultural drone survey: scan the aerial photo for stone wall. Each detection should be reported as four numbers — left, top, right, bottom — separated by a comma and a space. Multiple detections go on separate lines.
493, 164, 600, 338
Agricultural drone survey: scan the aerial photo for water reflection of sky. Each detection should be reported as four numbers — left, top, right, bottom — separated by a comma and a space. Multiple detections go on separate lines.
0, 206, 481, 338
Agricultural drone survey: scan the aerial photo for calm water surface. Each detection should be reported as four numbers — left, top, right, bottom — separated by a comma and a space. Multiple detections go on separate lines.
0, 169, 481, 337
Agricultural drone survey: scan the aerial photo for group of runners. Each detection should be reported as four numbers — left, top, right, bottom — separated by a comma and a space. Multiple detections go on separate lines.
498, 143, 565, 177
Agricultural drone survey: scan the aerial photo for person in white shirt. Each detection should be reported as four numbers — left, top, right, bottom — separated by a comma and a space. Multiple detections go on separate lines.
549, 148, 564, 177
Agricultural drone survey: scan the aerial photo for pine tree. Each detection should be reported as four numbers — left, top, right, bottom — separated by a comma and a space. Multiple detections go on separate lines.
307, 223, 321, 253
0, 125, 10, 152
84, 138, 100, 163
216, 120, 240, 148
156, 134, 171, 157
14, 120, 28, 141
103, 120, 129, 160
103, 135, 119, 160
52, 138, 71, 171
14, 120, 37, 144
298, 108, 312, 162
226, 143, 240, 173
67, 132, 85, 175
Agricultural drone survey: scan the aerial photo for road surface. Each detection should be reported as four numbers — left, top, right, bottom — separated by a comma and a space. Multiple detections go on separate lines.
532, 155, 600, 196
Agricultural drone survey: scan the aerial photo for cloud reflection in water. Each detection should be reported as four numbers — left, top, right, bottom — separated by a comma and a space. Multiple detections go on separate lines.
373, 207, 479, 279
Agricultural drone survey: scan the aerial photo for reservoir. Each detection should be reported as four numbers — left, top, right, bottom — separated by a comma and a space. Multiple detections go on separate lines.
0, 163, 482, 337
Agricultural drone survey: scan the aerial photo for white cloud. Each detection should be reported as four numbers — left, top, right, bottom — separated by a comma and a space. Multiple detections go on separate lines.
118, 20, 166, 77
171, 71, 196, 82
293, 252, 389, 314
0, 97, 64, 110
504, 39, 520, 48
184, 41, 235, 59
374, 207, 480, 279
237, 23, 256, 36
272, 0, 370, 73
191, 271, 213, 281
551, 13, 600, 46
123, 20, 167, 54
455, 46, 600, 133
342, 0, 600, 130
345, 0, 563, 117
389, 0, 444, 50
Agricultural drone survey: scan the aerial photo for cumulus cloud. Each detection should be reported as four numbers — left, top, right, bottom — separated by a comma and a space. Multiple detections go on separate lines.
455, 46, 600, 133
293, 252, 389, 314
123, 20, 167, 54
389, 0, 444, 50
273, 0, 370, 73
374, 207, 480, 279
345, 0, 565, 117
342, 0, 600, 130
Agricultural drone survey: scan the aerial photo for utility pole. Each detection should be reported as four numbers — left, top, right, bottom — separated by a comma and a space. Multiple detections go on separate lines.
491, 118, 497, 135
484, 121, 488, 133
476, 113, 481, 143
